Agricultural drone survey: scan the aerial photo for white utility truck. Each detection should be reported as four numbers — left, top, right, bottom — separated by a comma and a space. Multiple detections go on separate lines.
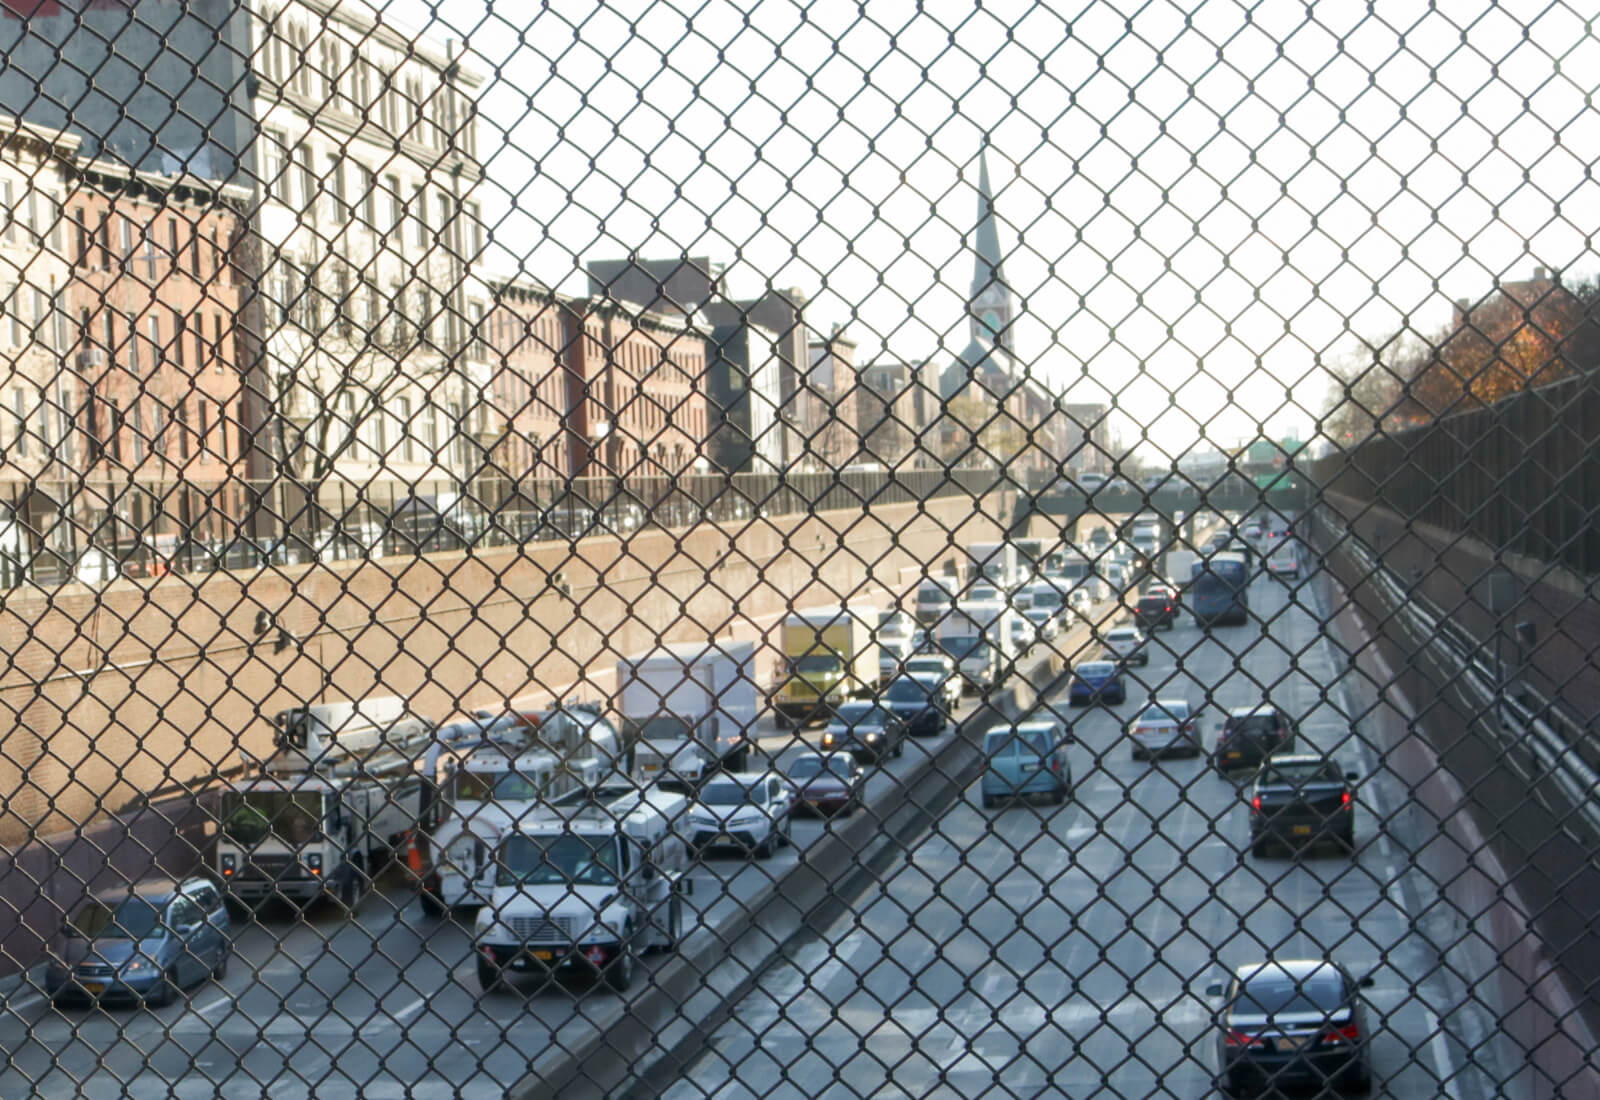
473, 782, 695, 994
217, 698, 435, 908
616, 640, 758, 781
422, 704, 623, 913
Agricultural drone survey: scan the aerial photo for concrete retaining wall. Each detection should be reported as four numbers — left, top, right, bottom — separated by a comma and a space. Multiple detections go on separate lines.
0, 492, 1004, 977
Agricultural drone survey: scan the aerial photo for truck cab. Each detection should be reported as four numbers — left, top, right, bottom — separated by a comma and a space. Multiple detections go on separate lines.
423, 742, 564, 912
218, 698, 435, 909
473, 784, 694, 994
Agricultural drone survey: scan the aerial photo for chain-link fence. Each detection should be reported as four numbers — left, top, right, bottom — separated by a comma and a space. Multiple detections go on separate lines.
0, 1, 1595, 1097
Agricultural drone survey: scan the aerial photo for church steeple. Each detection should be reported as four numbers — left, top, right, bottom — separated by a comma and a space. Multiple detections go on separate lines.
970, 148, 1014, 354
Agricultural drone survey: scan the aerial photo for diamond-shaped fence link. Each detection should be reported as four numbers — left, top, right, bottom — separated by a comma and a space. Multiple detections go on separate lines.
0, 1, 1594, 1097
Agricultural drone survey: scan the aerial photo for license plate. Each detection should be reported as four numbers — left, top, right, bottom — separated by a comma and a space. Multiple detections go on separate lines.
1293, 824, 1313, 836
531, 949, 555, 962
1226, 752, 1241, 761
81, 982, 104, 994
640, 762, 660, 773
1276, 1032, 1314, 1049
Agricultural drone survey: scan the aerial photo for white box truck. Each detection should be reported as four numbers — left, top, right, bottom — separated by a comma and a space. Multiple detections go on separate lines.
938, 601, 1017, 693
616, 640, 758, 778
967, 542, 1019, 592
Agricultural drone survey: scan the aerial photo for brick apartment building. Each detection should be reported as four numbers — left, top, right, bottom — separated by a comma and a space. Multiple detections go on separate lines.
488, 279, 709, 482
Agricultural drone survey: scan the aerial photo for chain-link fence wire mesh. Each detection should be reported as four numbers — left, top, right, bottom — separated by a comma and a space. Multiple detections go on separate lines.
0, 0, 1595, 1096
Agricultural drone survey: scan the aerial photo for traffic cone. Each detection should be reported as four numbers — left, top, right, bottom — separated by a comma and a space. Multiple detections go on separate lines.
405, 830, 426, 882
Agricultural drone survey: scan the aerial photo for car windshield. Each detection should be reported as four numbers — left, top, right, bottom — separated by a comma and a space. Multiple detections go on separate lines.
906, 659, 945, 675
1107, 631, 1137, 643
793, 654, 842, 674
450, 769, 543, 802
1077, 663, 1114, 677
1263, 761, 1340, 784
835, 705, 890, 727
986, 729, 1050, 757
701, 780, 761, 806
1137, 705, 1186, 724
1138, 596, 1169, 609
73, 897, 163, 940
1031, 590, 1062, 608
495, 834, 620, 887
790, 756, 850, 781
1236, 975, 1342, 1017
885, 679, 932, 701
220, 792, 323, 847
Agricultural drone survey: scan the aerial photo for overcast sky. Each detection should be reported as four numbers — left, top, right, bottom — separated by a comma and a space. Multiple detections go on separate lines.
382, 0, 1597, 455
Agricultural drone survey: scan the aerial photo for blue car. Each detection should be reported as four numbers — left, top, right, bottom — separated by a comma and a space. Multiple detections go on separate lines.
1068, 660, 1126, 705
46, 877, 231, 1006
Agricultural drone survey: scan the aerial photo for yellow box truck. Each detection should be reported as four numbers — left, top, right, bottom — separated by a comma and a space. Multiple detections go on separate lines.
773, 605, 880, 727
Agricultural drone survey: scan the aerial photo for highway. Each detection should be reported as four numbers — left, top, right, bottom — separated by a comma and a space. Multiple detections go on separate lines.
0, 631, 1067, 1100
660, 557, 1488, 1099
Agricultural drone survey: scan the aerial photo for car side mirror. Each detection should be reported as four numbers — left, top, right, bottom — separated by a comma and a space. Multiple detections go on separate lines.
1345, 771, 1359, 782
1205, 982, 1223, 996
1359, 975, 1375, 988
62, 924, 81, 939
176, 924, 201, 936
642, 864, 656, 881
679, 877, 694, 897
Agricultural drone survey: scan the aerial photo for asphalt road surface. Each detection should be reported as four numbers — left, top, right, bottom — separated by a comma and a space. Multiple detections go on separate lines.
0, 613, 1097, 1100
659, 559, 1493, 1100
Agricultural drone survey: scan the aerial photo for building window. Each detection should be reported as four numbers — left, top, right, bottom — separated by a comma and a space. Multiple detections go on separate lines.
11, 390, 26, 458
327, 156, 346, 223
146, 315, 161, 366
174, 313, 187, 367
128, 311, 140, 372
119, 218, 133, 265
262, 130, 289, 202
385, 174, 402, 236
97, 212, 110, 269
167, 217, 180, 267
213, 313, 225, 372
74, 207, 88, 267
397, 396, 413, 462
359, 166, 376, 228
142, 226, 159, 280
198, 400, 209, 461
295, 146, 314, 214
412, 186, 427, 248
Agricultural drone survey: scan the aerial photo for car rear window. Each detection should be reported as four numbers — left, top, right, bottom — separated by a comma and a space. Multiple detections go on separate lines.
1227, 715, 1280, 738
1236, 975, 1344, 1017
1262, 760, 1340, 784
1138, 596, 1168, 610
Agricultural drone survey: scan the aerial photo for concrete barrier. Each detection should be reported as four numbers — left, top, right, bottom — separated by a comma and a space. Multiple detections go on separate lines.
510, 640, 1077, 1099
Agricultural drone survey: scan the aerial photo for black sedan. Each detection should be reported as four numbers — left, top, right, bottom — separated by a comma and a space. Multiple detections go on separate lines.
1213, 705, 1296, 773
1248, 755, 1358, 857
820, 702, 907, 763
1208, 959, 1375, 1095
881, 674, 949, 737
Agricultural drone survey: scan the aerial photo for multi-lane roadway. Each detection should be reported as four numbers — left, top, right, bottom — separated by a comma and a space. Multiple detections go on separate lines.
0, 625, 1064, 1100
661, 557, 1490, 1099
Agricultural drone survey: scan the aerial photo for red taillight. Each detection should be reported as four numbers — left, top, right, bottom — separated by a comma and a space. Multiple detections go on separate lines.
1224, 1029, 1254, 1047
1251, 796, 1262, 812
1342, 790, 1353, 809
1322, 1022, 1360, 1045
221, 867, 233, 878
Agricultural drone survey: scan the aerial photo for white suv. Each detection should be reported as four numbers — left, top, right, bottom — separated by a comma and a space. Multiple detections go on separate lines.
687, 772, 793, 859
